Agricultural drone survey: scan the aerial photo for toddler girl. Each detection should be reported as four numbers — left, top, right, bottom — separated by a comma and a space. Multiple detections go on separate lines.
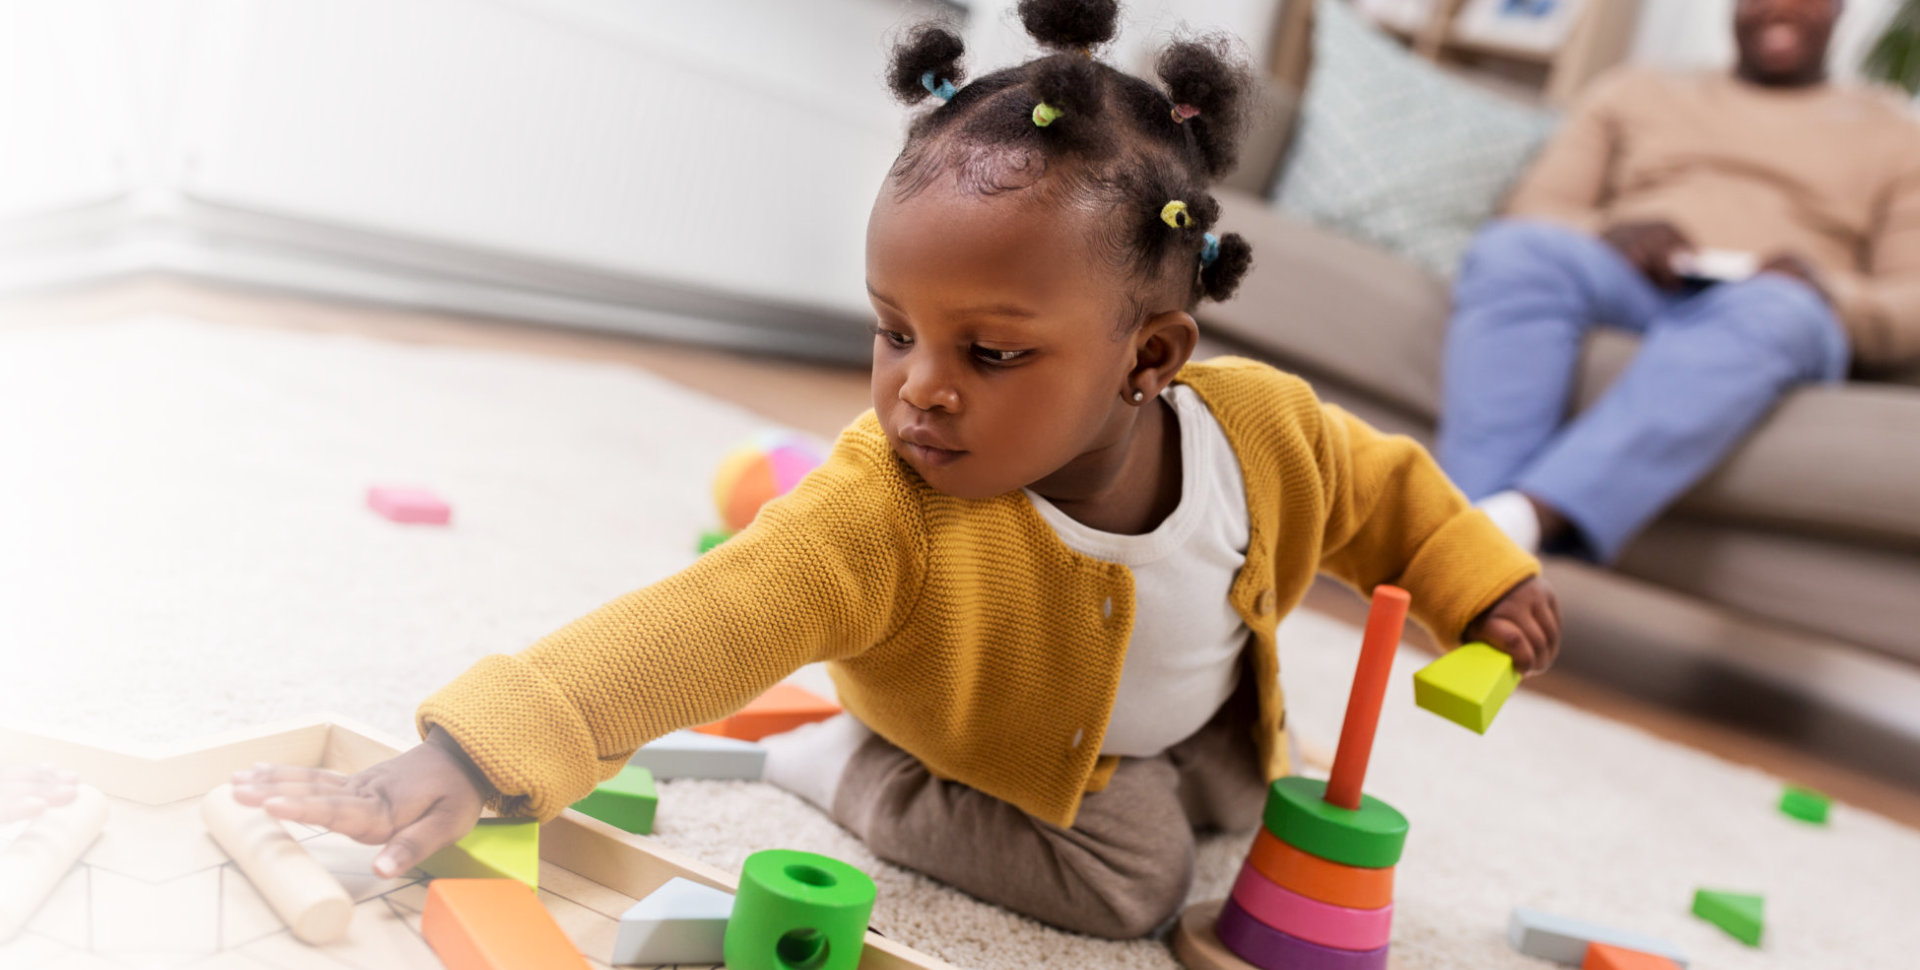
234, 0, 1559, 939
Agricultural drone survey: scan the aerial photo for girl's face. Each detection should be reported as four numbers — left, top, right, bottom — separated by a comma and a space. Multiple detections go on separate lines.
865, 179, 1163, 500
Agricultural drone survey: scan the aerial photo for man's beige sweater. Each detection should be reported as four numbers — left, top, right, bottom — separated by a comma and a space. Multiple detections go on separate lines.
1506, 68, 1920, 370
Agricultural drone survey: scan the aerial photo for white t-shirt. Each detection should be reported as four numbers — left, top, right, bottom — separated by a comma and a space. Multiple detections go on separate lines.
1023, 385, 1252, 758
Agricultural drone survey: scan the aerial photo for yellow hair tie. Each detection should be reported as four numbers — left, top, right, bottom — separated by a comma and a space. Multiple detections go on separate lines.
1032, 102, 1063, 127
1160, 200, 1192, 229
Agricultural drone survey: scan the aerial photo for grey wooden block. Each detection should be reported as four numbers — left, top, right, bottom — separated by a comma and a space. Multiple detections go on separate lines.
628, 730, 766, 780
1508, 906, 1690, 967
612, 876, 733, 966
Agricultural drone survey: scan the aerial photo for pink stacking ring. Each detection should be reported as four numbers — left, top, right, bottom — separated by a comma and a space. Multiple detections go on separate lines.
1216, 897, 1390, 970
1231, 862, 1393, 951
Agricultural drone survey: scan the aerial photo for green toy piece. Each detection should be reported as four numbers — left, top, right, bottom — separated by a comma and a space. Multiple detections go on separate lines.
698, 530, 732, 554
1778, 785, 1831, 825
1413, 642, 1520, 734
420, 818, 540, 890
724, 849, 876, 970
571, 766, 658, 834
1262, 776, 1408, 869
1692, 889, 1764, 947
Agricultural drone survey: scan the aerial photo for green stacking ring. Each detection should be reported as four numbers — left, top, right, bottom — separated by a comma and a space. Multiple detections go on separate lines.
724, 849, 876, 970
1262, 776, 1409, 869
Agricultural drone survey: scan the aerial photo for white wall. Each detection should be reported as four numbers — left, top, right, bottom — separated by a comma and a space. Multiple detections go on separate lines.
1631, 0, 1901, 81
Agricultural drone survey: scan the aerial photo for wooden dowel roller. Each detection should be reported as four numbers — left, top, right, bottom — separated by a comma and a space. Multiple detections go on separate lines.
201, 783, 353, 944
0, 783, 109, 943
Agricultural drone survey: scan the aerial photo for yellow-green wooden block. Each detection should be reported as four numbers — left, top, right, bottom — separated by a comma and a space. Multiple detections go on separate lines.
421, 817, 540, 890
1691, 889, 1763, 947
572, 766, 658, 834
1414, 642, 1520, 734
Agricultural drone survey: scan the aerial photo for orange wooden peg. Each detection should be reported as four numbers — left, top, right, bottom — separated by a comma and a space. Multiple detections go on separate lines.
1325, 585, 1410, 811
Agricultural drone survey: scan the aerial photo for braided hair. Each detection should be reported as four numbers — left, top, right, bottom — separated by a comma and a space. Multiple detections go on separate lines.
885, 0, 1256, 314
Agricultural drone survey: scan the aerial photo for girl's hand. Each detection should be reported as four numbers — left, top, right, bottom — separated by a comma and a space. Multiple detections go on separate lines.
1464, 576, 1561, 676
0, 764, 79, 823
230, 727, 492, 878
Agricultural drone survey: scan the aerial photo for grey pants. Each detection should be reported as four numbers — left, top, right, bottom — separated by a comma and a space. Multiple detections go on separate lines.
829, 686, 1268, 939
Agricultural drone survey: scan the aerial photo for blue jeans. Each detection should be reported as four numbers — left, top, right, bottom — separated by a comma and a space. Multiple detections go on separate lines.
1437, 220, 1849, 563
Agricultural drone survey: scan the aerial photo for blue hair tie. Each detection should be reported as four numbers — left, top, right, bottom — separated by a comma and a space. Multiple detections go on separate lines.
1201, 232, 1221, 268
921, 71, 957, 102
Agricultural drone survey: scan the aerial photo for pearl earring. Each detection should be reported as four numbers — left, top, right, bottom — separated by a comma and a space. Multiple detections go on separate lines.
1131, 389, 1145, 403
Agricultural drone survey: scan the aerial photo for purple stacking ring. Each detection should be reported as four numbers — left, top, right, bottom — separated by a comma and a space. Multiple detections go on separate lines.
1216, 897, 1391, 970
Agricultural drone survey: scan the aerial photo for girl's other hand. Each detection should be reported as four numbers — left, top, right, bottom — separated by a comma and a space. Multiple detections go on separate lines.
0, 764, 80, 823
1464, 576, 1561, 676
230, 727, 491, 878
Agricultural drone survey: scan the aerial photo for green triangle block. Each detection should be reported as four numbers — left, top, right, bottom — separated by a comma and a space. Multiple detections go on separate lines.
697, 530, 732, 554
421, 818, 540, 890
572, 766, 658, 834
1692, 889, 1764, 946
1778, 785, 1831, 825
1413, 642, 1521, 734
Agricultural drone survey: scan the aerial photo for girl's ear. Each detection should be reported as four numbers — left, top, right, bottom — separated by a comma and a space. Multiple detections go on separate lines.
1128, 309, 1199, 398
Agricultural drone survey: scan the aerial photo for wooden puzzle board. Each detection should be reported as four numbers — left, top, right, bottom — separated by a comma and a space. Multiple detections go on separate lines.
0, 718, 953, 970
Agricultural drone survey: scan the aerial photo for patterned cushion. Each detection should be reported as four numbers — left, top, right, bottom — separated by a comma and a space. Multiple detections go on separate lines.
1271, 0, 1558, 277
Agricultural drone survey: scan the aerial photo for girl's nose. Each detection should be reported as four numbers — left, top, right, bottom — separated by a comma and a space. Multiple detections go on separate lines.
899, 359, 961, 413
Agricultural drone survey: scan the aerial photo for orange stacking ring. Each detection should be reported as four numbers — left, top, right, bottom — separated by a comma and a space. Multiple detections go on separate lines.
1248, 828, 1395, 911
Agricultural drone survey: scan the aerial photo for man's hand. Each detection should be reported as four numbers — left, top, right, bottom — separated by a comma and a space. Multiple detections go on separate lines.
1602, 220, 1696, 290
0, 764, 79, 823
1464, 576, 1562, 676
1759, 252, 1831, 304
231, 727, 492, 878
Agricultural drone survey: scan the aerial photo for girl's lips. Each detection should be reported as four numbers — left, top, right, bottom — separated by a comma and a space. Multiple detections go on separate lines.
903, 441, 966, 467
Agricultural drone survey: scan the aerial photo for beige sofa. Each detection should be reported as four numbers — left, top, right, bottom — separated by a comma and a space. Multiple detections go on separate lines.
1200, 3, 1920, 787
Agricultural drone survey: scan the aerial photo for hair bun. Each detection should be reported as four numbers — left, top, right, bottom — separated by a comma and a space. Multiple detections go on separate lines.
1157, 37, 1253, 178
888, 23, 967, 105
1017, 0, 1120, 52
1030, 53, 1105, 125
1199, 231, 1253, 302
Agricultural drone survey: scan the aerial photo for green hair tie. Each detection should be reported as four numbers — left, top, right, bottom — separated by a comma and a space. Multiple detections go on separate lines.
1161, 200, 1193, 229
1032, 102, 1063, 127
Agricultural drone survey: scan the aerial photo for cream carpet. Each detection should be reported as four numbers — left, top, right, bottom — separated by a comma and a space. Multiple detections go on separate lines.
0, 316, 1912, 969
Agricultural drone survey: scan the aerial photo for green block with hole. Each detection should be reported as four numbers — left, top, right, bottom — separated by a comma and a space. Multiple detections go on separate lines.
1692, 889, 1764, 947
1778, 785, 1830, 825
724, 849, 875, 970
571, 765, 657, 834
420, 817, 539, 890
1414, 641, 1521, 734
1262, 776, 1408, 869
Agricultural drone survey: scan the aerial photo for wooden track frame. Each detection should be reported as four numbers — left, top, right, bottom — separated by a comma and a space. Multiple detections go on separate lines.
0, 716, 956, 970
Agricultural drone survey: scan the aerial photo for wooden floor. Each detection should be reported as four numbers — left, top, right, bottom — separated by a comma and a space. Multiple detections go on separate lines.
8, 277, 1918, 832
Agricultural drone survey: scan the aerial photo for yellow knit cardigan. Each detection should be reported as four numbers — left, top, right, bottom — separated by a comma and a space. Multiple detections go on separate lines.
418, 357, 1539, 827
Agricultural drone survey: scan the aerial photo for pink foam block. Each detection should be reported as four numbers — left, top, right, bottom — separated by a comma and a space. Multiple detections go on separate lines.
1217, 897, 1389, 970
366, 486, 452, 525
1231, 861, 1393, 951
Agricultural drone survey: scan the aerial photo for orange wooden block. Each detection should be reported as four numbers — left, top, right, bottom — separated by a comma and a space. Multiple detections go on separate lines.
1246, 827, 1395, 910
693, 683, 841, 741
422, 878, 589, 970
1584, 942, 1683, 970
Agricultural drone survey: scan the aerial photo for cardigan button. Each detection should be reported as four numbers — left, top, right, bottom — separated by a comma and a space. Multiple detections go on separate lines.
1071, 728, 1085, 748
1102, 596, 1114, 619
1255, 590, 1276, 615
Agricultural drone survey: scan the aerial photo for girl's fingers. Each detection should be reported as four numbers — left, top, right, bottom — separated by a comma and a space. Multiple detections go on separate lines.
1530, 597, 1561, 672
1483, 617, 1537, 674
233, 780, 354, 805
375, 805, 468, 879
259, 793, 394, 842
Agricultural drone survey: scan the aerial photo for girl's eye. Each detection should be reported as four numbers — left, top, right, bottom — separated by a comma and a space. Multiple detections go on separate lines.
972, 346, 1030, 365
870, 324, 912, 348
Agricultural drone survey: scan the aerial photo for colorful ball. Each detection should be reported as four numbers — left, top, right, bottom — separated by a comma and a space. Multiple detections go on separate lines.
713, 432, 824, 533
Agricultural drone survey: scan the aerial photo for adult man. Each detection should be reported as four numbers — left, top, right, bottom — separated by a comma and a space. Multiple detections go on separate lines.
1438, 0, 1920, 562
